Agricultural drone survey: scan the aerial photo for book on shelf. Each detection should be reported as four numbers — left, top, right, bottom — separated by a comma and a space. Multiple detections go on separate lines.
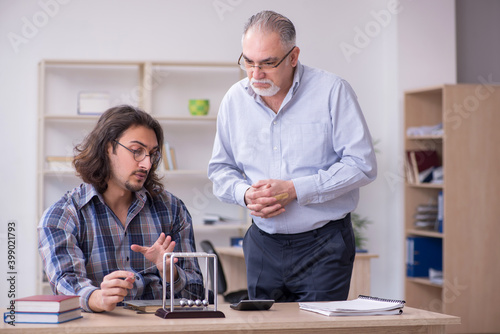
169, 147, 177, 170
404, 153, 415, 184
437, 190, 444, 233
416, 204, 438, 213
414, 213, 438, 221
414, 204, 439, 230
406, 123, 443, 137
414, 220, 436, 230
429, 268, 444, 285
4, 308, 82, 324
162, 142, 177, 170
14, 295, 80, 313
77, 91, 109, 115
405, 150, 441, 184
406, 236, 442, 277
46, 156, 73, 163
299, 295, 405, 316
46, 156, 74, 171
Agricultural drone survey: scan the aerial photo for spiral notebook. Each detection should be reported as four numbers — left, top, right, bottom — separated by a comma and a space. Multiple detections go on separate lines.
299, 295, 405, 316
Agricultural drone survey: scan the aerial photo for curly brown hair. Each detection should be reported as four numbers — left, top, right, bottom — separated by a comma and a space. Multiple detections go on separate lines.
73, 105, 164, 195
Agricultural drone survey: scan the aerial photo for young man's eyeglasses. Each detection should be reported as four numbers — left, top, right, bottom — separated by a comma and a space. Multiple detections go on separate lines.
238, 46, 296, 72
114, 141, 161, 165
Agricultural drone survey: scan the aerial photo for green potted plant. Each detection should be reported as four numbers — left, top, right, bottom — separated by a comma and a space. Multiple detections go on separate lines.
351, 212, 371, 252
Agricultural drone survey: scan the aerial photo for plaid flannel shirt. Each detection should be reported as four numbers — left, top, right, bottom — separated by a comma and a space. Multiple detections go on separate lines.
38, 183, 204, 312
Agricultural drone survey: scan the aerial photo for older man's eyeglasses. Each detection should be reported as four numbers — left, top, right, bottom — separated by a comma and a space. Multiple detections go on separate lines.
238, 46, 296, 72
114, 141, 161, 165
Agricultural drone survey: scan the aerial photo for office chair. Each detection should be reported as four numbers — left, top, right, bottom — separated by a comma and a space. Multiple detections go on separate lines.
199, 240, 249, 304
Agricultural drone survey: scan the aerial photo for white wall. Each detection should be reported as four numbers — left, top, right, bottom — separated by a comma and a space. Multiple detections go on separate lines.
0, 0, 455, 307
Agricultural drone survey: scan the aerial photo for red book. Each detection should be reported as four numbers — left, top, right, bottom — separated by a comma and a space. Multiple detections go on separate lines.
14, 295, 80, 313
406, 150, 441, 184
411, 150, 440, 172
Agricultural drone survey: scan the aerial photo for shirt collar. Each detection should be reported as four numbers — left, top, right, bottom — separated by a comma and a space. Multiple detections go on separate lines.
79, 183, 150, 208
291, 60, 303, 94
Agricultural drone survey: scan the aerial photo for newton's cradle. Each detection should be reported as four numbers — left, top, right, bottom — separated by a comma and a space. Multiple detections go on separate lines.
155, 252, 225, 319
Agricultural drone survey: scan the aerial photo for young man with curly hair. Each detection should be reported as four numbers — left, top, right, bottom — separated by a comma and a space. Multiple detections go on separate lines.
39, 105, 204, 312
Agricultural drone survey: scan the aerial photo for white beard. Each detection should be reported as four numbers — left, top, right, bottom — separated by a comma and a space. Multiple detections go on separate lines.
251, 79, 280, 97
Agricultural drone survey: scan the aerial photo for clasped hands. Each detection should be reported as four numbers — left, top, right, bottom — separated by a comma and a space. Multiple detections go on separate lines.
89, 232, 177, 312
245, 179, 296, 219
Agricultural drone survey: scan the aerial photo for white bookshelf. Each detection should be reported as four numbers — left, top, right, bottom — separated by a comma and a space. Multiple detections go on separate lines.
37, 59, 248, 294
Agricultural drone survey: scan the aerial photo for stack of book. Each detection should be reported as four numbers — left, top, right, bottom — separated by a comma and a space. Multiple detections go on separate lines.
414, 204, 439, 230
4, 295, 82, 324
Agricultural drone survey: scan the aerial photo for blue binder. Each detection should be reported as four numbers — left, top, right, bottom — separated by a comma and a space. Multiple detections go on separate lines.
406, 236, 442, 277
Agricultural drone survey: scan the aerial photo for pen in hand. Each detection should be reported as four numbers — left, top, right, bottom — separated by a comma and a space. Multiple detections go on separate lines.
133, 264, 158, 280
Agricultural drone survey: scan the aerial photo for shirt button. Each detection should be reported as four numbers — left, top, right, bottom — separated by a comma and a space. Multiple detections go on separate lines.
273, 121, 277, 125
126, 257, 130, 262
273, 146, 278, 150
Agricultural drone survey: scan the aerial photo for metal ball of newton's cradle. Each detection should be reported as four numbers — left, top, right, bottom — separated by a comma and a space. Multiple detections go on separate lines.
179, 298, 208, 307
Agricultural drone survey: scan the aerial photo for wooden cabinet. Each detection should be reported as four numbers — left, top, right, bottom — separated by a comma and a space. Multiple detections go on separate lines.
403, 84, 500, 333
37, 60, 247, 294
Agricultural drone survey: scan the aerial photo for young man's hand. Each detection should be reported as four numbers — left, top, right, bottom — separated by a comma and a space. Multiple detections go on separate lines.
89, 270, 135, 312
131, 232, 178, 281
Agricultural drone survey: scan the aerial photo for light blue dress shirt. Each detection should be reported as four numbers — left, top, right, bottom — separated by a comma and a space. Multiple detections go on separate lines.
208, 62, 377, 234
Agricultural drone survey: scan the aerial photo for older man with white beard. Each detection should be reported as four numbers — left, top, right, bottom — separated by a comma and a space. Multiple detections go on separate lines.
208, 10, 377, 303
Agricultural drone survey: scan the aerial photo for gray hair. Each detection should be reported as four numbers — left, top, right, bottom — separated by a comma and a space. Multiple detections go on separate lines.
242, 10, 296, 50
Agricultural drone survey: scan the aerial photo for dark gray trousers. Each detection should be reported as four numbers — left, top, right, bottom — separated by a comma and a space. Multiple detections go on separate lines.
243, 214, 355, 302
